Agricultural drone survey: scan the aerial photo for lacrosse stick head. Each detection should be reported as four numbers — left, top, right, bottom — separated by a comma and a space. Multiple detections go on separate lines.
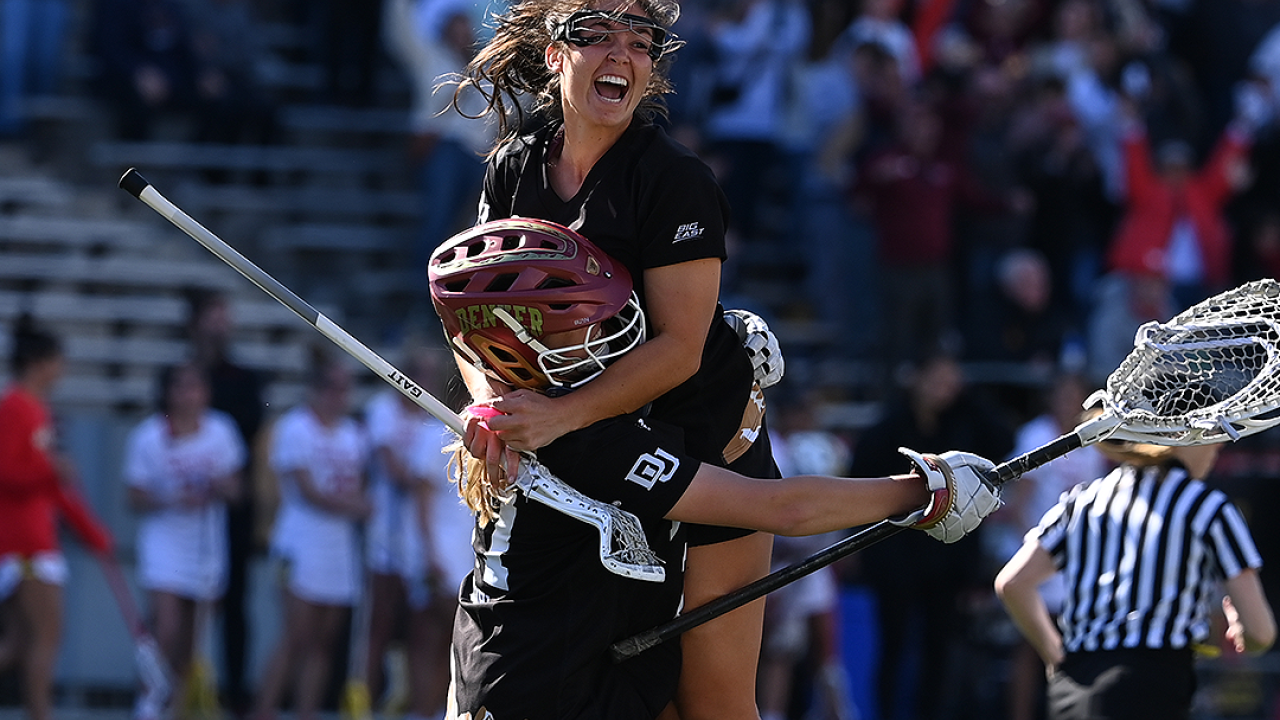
429, 218, 644, 391
1086, 279, 1280, 445
517, 457, 666, 582
135, 636, 173, 715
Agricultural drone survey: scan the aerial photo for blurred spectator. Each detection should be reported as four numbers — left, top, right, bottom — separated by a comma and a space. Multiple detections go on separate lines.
1008, 74, 1116, 321
702, 0, 811, 249
186, 289, 265, 715
124, 362, 244, 720
845, 37, 911, 162
0, 0, 70, 136
1088, 88, 1260, 382
88, 0, 200, 140
0, 315, 113, 720
1105, 96, 1256, 311
784, 3, 876, 357
1168, 0, 1280, 151
361, 346, 467, 720
985, 370, 1106, 720
1084, 271, 1172, 388
383, 0, 492, 274
1025, 0, 1099, 82
965, 247, 1072, 371
253, 352, 370, 720
838, 0, 919, 86
853, 96, 1022, 374
1060, 29, 1130, 203
185, 0, 280, 152
958, 0, 1049, 72
761, 393, 857, 720
847, 351, 1014, 720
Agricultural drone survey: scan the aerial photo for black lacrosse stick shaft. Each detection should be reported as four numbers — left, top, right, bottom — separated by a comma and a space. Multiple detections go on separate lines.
610, 521, 903, 662
610, 430, 1088, 662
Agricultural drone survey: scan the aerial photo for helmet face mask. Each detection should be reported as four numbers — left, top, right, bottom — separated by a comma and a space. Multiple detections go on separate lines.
429, 218, 645, 392
533, 296, 645, 388
549, 9, 684, 61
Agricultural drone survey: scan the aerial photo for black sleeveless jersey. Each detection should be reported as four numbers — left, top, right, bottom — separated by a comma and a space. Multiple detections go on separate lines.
480, 120, 769, 469
449, 414, 698, 720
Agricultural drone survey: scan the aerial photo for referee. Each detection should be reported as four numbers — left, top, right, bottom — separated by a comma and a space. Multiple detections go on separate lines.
995, 438, 1276, 720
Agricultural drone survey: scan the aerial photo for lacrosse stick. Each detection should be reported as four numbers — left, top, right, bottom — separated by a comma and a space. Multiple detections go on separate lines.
97, 554, 174, 717
340, 575, 375, 720
117, 168, 665, 584
611, 278, 1280, 660
182, 602, 222, 720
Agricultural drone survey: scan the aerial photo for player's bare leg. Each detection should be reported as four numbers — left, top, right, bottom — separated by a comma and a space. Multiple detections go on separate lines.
674, 531, 774, 720
295, 603, 346, 720
150, 591, 197, 696
17, 578, 61, 720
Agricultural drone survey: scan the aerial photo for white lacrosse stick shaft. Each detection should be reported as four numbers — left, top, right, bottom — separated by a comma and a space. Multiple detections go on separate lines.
119, 168, 463, 434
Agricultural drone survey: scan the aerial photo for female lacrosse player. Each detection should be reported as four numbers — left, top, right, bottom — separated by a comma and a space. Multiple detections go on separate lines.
253, 353, 370, 720
0, 315, 113, 720
995, 438, 1276, 720
450, 3, 786, 717
125, 362, 243, 714
429, 217, 1002, 720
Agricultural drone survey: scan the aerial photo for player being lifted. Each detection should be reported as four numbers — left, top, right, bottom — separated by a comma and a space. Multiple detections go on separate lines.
448, 2, 789, 716
429, 218, 1004, 720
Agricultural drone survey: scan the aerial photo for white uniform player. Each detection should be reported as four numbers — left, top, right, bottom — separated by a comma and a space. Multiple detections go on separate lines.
365, 388, 472, 604
125, 410, 245, 600
365, 389, 428, 587
408, 410, 473, 597
269, 404, 369, 606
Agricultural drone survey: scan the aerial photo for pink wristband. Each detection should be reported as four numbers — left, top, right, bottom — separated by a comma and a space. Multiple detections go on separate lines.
466, 404, 503, 430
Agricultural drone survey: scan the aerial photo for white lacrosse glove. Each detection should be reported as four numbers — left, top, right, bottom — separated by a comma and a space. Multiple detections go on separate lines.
889, 447, 1002, 543
724, 308, 785, 389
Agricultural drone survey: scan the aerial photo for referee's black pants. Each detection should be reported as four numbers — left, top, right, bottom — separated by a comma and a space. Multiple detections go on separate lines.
1048, 647, 1196, 720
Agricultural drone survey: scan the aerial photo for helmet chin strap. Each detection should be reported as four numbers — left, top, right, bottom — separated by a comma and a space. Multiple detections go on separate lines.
492, 307, 553, 355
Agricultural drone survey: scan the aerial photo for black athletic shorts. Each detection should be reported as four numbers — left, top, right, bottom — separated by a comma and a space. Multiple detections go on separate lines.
1048, 647, 1196, 720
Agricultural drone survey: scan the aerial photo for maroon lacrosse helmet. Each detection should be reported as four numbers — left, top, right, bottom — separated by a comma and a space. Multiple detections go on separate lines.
428, 218, 645, 391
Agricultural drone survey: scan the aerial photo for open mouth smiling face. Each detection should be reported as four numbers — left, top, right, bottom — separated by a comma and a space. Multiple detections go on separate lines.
595, 73, 630, 103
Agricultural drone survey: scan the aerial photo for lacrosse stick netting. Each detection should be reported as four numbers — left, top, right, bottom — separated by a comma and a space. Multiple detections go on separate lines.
995, 278, 1280, 484
1097, 279, 1280, 443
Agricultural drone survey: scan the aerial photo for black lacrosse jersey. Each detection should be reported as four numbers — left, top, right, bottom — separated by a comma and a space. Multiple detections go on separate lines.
480, 119, 772, 474
449, 413, 700, 720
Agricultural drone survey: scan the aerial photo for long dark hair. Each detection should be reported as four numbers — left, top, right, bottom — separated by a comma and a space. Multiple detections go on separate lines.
453, 0, 681, 154
155, 362, 210, 414
10, 313, 61, 376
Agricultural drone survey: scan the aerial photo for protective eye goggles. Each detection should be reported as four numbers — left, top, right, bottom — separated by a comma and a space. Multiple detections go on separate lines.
550, 10, 682, 61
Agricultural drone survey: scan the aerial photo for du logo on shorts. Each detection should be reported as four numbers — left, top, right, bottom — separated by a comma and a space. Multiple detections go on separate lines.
625, 448, 680, 490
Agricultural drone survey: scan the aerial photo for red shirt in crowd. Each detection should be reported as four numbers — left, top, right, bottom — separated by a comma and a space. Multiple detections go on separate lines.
1106, 127, 1251, 288
0, 386, 111, 555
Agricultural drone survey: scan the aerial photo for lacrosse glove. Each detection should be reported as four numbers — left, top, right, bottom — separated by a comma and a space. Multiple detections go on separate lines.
889, 447, 1002, 543
724, 308, 785, 389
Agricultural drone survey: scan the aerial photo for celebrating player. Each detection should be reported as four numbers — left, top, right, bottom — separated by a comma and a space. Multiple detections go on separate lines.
429, 217, 1003, 720
449, 2, 785, 715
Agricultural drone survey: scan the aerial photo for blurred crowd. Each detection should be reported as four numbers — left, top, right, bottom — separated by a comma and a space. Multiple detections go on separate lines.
7, 0, 1280, 719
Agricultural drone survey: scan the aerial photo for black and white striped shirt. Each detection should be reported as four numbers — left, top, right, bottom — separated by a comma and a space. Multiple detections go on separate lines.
1031, 463, 1263, 653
